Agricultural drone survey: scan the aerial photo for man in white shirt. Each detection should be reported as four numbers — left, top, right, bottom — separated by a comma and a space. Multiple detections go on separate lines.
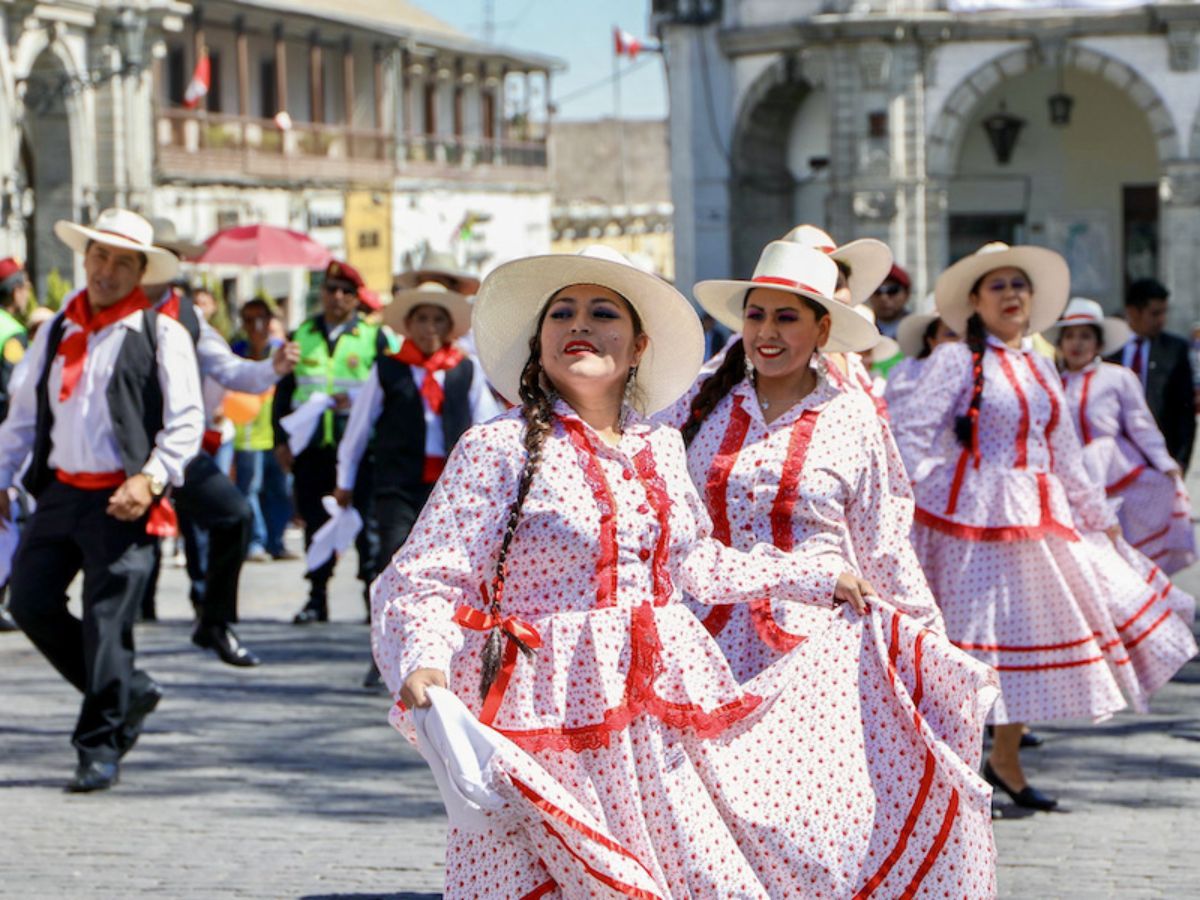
0, 209, 203, 792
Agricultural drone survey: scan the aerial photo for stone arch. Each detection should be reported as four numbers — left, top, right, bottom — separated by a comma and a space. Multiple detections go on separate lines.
729, 55, 815, 278
928, 44, 1182, 177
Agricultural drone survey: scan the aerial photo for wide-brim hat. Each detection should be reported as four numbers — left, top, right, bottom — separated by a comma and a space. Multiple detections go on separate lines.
383, 281, 472, 340
395, 251, 481, 296
54, 208, 180, 284
823, 300, 886, 354
149, 217, 205, 260
934, 242, 1069, 335
695, 242, 879, 355
472, 245, 703, 415
781, 225, 894, 306
1042, 297, 1131, 357
897, 312, 940, 357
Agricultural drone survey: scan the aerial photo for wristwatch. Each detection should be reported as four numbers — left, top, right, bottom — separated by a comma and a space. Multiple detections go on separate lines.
141, 469, 166, 498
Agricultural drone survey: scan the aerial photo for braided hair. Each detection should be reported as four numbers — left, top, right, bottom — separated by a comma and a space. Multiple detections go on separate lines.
953, 313, 987, 450
682, 290, 830, 446
477, 290, 644, 699
917, 318, 942, 360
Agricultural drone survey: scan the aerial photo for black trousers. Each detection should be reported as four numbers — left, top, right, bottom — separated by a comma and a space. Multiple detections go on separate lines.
9, 482, 156, 764
292, 444, 378, 602
172, 453, 253, 625
374, 486, 435, 580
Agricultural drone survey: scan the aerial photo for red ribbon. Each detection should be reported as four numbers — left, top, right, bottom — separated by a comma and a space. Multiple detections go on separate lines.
751, 274, 822, 295
452, 603, 542, 725
393, 341, 464, 414
57, 288, 152, 401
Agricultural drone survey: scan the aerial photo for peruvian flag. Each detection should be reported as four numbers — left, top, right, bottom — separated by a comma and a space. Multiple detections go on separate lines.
613, 27, 660, 60
183, 50, 211, 109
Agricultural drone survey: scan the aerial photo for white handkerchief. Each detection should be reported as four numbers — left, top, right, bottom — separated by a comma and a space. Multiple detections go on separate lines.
280, 391, 335, 456
305, 494, 363, 572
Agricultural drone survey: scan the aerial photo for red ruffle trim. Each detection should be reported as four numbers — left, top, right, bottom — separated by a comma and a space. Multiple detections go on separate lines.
496, 603, 762, 753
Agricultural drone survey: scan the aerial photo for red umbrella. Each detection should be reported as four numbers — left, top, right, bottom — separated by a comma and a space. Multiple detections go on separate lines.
194, 224, 332, 269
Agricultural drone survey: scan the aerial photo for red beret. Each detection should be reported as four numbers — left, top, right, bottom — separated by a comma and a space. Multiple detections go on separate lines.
886, 264, 911, 290
0, 257, 24, 283
325, 259, 365, 294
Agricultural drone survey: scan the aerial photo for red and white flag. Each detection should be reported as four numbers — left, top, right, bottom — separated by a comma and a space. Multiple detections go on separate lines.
183, 51, 211, 109
613, 27, 660, 60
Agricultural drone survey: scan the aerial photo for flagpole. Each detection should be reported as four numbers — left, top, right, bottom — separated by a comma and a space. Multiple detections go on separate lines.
613, 44, 627, 207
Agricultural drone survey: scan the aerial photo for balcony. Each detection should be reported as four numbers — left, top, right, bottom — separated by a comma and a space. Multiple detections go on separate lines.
156, 108, 550, 187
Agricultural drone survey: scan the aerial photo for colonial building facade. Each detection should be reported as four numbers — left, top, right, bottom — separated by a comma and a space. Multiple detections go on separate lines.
657, 0, 1200, 326
1, 0, 556, 324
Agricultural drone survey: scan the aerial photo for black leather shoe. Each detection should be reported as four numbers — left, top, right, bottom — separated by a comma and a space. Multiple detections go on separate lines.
120, 678, 164, 758
66, 760, 119, 793
0, 605, 19, 632
983, 761, 1058, 811
1020, 730, 1045, 748
292, 603, 328, 625
192, 623, 261, 667
362, 662, 383, 689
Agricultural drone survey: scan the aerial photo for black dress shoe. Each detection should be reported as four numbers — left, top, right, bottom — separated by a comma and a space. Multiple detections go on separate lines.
0, 605, 19, 632
66, 760, 119, 793
983, 761, 1058, 811
1020, 730, 1045, 748
292, 604, 328, 625
120, 677, 164, 757
192, 623, 261, 667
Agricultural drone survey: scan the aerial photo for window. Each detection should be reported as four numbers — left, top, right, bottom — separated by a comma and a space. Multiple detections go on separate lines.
259, 59, 277, 117
206, 51, 222, 113
423, 82, 437, 136
167, 45, 186, 105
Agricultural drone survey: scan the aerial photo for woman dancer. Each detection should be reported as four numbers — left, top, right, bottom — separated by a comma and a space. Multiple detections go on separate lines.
885, 312, 958, 420
893, 243, 1197, 811
677, 239, 945, 682
1048, 297, 1197, 575
373, 246, 996, 898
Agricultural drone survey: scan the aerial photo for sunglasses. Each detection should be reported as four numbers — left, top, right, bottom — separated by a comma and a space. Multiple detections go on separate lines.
873, 284, 905, 297
325, 280, 358, 295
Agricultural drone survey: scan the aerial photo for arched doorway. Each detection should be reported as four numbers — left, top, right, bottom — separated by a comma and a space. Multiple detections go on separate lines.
933, 48, 1172, 311
729, 60, 829, 278
20, 49, 77, 299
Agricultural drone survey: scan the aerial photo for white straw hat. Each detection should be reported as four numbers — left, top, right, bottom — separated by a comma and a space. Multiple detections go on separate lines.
897, 313, 941, 358
1042, 297, 1132, 357
823, 300, 887, 354
471, 245, 703, 414
781, 225, 894, 307
383, 281, 472, 340
695, 241, 880, 354
934, 242, 1069, 336
394, 251, 482, 296
54, 208, 180, 284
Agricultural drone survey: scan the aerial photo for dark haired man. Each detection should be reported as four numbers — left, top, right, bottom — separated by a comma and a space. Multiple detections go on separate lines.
1106, 278, 1196, 472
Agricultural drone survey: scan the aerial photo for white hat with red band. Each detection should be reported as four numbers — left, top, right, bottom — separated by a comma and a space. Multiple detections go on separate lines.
693, 240, 880, 353
1042, 297, 1131, 356
54, 208, 180, 284
781, 224, 894, 307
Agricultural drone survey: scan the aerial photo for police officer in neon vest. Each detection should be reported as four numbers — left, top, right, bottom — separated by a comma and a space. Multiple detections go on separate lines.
273, 260, 395, 623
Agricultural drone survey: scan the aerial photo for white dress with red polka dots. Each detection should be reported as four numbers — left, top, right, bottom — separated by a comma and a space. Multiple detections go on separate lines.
678, 373, 946, 681
373, 401, 998, 899
884, 355, 927, 425
893, 338, 1197, 724
1061, 358, 1198, 575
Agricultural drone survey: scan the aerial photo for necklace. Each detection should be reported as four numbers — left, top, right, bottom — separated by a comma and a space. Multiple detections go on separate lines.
752, 370, 814, 413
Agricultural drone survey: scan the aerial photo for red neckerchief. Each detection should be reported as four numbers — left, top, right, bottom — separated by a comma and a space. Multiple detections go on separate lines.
58, 287, 152, 401
392, 341, 464, 414
158, 289, 181, 321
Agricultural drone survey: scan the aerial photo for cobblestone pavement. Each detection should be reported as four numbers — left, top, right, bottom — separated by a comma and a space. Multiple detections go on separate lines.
3, 526, 1199, 899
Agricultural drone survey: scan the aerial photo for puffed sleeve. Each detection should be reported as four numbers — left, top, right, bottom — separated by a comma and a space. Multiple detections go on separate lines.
1114, 365, 1178, 473
890, 342, 971, 485
656, 429, 848, 607
1040, 357, 1118, 532
842, 404, 945, 632
370, 418, 523, 693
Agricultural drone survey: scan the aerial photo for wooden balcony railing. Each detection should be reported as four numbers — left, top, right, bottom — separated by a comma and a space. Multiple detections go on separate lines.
156, 108, 549, 185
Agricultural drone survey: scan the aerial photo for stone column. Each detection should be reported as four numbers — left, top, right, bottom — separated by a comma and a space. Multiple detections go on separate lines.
1160, 161, 1200, 333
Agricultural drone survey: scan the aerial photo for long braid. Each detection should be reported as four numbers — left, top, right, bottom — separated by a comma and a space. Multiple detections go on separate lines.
954, 313, 987, 452
477, 336, 554, 700
682, 339, 747, 447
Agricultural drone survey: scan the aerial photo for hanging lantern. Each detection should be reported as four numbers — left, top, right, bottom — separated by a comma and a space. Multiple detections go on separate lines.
982, 103, 1025, 165
1048, 92, 1074, 126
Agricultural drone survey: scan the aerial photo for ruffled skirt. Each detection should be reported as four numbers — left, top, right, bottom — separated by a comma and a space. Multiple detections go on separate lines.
912, 523, 1196, 724
409, 603, 999, 899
